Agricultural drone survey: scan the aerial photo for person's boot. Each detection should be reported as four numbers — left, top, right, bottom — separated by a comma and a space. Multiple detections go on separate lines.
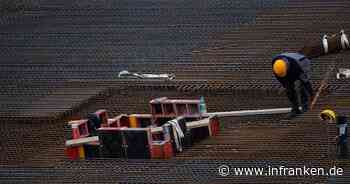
286, 108, 302, 119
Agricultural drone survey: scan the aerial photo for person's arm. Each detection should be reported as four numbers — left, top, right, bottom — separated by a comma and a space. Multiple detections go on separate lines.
337, 124, 347, 144
339, 124, 346, 136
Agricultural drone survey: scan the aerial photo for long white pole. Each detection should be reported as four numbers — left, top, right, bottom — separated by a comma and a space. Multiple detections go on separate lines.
203, 107, 291, 117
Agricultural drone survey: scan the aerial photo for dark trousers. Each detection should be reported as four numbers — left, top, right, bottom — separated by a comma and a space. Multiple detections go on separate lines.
337, 142, 348, 158
286, 80, 313, 112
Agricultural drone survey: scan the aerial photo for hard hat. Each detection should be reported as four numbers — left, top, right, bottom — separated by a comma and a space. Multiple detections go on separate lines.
320, 109, 336, 121
273, 59, 288, 77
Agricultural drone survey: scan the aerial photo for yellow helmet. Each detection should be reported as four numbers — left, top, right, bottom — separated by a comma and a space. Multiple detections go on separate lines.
320, 109, 336, 121
273, 59, 288, 77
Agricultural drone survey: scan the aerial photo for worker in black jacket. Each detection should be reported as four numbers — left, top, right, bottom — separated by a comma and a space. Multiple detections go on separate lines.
320, 109, 348, 158
336, 115, 348, 158
272, 52, 314, 118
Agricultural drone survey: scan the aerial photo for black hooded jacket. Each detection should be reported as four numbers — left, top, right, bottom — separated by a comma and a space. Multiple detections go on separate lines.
272, 52, 312, 87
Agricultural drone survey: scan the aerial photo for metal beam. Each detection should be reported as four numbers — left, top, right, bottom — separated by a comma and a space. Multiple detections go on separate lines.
203, 107, 291, 117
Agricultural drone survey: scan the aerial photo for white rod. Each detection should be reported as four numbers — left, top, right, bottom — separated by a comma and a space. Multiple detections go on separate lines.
203, 107, 292, 117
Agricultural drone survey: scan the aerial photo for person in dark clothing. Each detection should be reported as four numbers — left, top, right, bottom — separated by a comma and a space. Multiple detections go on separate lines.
272, 52, 314, 118
320, 109, 348, 159
336, 115, 348, 158
87, 113, 102, 136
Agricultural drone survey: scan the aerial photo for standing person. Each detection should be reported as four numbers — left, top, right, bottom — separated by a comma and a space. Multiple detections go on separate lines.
272, 52, 314, 118
320, 109, 348, 158
336, 115, 348, 158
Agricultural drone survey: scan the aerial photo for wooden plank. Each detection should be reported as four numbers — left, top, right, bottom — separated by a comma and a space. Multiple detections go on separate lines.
129, 114, 152, 118
151, 126, 163, 133
67, 119, 88, 125
65, 136, 99, 147
186, 118, 210, 129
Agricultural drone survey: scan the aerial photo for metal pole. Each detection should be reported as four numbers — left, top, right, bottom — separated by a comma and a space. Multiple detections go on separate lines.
203, 107, 292, 117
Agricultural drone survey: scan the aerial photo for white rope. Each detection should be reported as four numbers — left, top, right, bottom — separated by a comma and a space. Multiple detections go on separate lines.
340, 30, 349, 50
322, 35, 329, 54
